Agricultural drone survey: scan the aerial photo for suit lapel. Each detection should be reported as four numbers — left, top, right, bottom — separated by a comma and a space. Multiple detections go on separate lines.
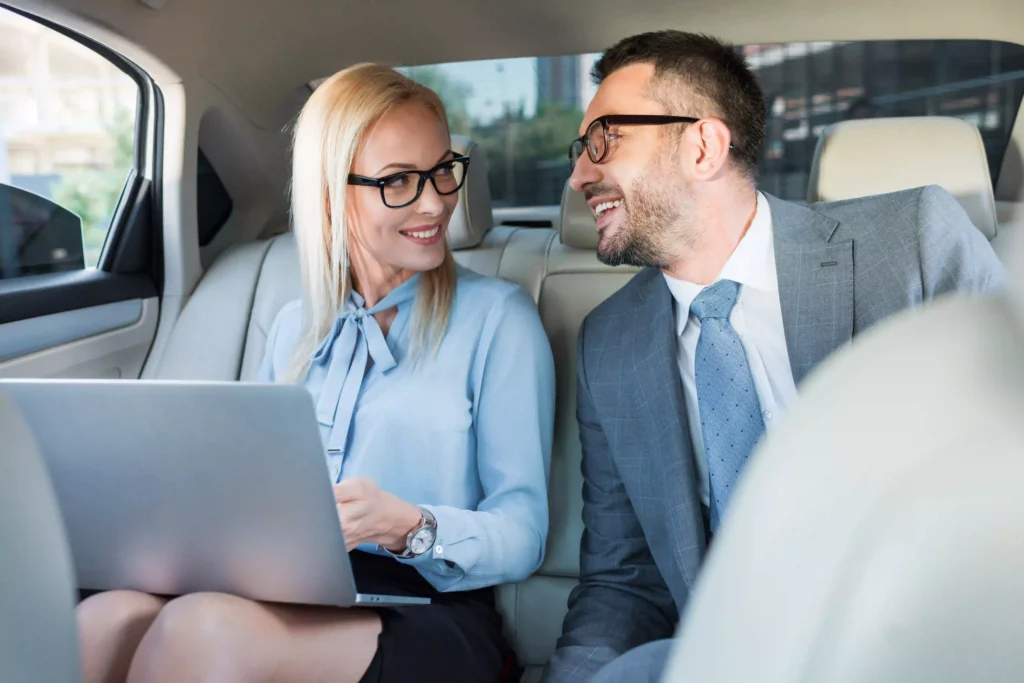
766, 195, 854, 386
630, 271, 706, 589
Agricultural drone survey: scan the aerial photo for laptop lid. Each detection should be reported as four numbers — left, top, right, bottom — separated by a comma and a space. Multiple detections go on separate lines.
2, 378, 364, 607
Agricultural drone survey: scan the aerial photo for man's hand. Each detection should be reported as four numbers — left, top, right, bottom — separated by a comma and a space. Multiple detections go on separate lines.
333, 477, 423, 552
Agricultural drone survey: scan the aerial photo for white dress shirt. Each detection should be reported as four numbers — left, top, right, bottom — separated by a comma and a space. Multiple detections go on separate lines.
662, 191, 798, 507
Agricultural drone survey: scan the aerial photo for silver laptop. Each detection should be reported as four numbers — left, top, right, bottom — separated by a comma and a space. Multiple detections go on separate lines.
0, 378, 429, 607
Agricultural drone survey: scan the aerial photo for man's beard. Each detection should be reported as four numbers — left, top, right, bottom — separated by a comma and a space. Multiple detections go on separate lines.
594, 160, 692, 268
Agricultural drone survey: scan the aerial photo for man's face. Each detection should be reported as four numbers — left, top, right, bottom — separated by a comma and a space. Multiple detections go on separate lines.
569, 63, 695, 267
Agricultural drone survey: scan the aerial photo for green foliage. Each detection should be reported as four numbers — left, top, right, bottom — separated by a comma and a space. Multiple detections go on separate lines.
52, 106, 134, 265
471, 103, 584, 206
508, 102, 585, 163
402, 67, 585, 205
400, 65, 475, 136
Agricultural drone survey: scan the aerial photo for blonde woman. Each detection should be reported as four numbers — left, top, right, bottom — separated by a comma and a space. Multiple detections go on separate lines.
75, 64, 555, 683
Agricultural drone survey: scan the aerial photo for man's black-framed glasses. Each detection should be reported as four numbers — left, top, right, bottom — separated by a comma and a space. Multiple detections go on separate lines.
570, 115, 733, 171
348, 153, 470, 208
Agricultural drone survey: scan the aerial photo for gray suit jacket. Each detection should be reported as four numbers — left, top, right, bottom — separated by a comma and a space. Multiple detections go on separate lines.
541, 185, 1006, 683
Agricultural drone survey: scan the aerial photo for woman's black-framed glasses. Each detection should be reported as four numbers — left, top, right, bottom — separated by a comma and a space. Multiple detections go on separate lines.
348, 153, 470, 208
570, 115, 735, 171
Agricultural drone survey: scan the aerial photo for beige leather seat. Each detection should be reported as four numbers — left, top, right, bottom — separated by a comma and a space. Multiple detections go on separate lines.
495, 182, 638, 682
0, 389, 82, 682
660, 207, 1024, 681
807, 116, 999, 241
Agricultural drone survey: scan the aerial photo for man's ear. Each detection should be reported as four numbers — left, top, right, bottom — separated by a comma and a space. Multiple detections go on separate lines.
691, 118, 733, 180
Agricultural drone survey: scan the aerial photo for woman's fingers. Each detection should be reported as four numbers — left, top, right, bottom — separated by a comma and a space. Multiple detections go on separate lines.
337, 500, 369, 550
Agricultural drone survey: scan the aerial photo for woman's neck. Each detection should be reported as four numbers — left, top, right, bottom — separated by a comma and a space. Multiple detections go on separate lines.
348, 252, 415, 309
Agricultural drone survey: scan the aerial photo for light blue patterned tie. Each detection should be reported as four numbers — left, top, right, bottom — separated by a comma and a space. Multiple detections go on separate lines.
690, 279, 765, 531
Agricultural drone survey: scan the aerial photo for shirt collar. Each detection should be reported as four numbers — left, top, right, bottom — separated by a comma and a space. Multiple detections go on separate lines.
663, 191, 777, 337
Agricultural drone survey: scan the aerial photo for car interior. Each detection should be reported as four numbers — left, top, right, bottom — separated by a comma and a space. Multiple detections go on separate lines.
2, 0, 1024, 680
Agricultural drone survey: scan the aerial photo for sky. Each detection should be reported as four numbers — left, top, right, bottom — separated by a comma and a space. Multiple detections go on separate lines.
436, 57, 539, 122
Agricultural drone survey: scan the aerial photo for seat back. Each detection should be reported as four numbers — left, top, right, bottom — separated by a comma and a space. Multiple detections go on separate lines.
0, 389, 81, 683
494, 181, 639, 668
807, 116, 998, 239
661, 233, 1024, 681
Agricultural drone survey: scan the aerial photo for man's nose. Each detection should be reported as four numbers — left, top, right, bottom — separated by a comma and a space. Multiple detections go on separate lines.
569, 153, 600, 192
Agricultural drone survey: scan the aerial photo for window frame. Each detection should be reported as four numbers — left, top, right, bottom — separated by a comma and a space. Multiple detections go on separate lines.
0, 3, 162, 325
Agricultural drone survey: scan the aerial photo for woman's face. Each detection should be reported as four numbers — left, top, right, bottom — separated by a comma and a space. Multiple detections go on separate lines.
345, 102, 461, 283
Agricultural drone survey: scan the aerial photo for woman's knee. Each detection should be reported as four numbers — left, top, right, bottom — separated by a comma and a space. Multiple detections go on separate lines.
77, 590, 166, 643
128, 593, 264, 680
77, 591, 168, 683
150, 592, 262, 648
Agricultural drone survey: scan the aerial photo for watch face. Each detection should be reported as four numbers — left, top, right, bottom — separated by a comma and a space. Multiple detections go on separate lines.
410, 527, 435, 556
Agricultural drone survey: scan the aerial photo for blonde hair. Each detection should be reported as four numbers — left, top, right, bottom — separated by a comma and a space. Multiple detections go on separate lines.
284, 63, 457, 382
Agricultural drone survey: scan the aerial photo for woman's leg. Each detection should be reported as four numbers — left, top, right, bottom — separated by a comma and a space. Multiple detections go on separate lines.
126, 592, 382, 683
77, 590, 169, 683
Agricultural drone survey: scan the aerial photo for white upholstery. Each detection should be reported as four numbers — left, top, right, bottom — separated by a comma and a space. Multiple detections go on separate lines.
559, 180, 599, 250
661, 219, 1024, 681
807, 116, 998, 239
496, 183, 638, 672
151, 237, 280, 380
0, 389, 81, 683
448, 134, 492, 250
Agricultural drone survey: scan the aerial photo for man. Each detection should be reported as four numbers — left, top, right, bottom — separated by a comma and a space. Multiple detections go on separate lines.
541, 30, 1005, 683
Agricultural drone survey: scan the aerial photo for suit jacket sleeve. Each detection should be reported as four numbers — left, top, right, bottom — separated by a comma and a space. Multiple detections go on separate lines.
541, 316, 678, 683
916, 185, 1007, 296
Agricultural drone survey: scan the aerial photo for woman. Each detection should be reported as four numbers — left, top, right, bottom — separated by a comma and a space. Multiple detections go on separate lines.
75, 64, 555, 683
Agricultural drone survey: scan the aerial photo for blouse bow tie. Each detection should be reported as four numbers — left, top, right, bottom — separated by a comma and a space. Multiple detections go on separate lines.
311, 275, 420, 455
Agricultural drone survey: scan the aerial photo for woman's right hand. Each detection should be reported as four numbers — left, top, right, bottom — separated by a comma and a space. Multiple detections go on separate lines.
333, 477, 423, 552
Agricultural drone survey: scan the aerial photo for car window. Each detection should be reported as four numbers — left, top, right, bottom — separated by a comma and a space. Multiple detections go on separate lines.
399, 40, 1024, 208
0, 6, 139, 280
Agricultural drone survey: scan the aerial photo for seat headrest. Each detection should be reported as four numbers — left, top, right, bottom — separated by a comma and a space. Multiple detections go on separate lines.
808, 116, 998, 239
447, 135, 492, 250
559, 180, 599, 249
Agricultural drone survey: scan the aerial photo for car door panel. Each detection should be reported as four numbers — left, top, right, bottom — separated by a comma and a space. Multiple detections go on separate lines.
0, 297, 159, 379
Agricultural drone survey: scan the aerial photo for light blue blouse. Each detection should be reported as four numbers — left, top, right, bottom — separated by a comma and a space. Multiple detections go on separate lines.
257, 265, 555, 592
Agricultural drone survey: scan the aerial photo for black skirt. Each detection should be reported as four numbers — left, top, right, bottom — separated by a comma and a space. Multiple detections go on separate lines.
352, 551, 517, 683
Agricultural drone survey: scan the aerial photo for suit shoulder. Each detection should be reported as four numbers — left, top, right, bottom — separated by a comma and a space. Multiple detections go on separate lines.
808, 185, 962, 240
580, 267, 651, 335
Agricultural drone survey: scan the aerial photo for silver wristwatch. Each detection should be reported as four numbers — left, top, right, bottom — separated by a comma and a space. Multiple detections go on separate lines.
395, 507, 437, 558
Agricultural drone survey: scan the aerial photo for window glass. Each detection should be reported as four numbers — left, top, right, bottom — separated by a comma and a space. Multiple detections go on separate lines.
0, 6, 139, 279
398, 40, 1024, 207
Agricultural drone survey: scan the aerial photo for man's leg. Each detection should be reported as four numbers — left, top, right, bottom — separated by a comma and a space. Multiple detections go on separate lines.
591, 639, 674, 683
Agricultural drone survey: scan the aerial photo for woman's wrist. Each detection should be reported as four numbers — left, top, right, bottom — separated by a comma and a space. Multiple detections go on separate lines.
382, 501, 424, 552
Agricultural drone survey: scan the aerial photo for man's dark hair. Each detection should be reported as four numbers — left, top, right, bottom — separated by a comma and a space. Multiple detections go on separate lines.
592, 31, 766, 177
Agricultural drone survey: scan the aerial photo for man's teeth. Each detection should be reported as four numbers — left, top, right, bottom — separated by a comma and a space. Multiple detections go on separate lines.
595, 200, 623, 216
405, 226, 440, 239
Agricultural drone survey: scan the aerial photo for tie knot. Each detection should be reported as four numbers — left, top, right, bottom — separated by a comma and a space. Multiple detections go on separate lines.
690, 279, 740, 321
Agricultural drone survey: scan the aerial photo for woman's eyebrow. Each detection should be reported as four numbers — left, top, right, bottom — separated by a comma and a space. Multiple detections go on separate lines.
372, 150, 454, 176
